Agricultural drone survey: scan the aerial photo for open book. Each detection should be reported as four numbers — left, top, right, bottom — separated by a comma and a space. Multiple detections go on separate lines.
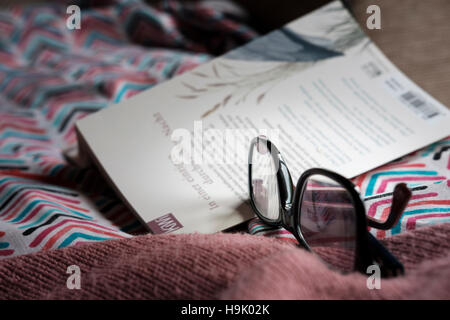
75, 0, 450, 234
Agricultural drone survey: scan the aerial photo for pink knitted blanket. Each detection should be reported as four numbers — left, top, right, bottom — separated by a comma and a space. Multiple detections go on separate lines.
0, 222, 449, 299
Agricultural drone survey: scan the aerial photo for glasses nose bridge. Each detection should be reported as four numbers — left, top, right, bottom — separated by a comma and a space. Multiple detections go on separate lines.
281, 204, 296, 233
276, 155, 295, 230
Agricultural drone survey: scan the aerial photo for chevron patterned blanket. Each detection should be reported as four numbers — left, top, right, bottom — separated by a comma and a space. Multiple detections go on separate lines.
0, 0, 448, 259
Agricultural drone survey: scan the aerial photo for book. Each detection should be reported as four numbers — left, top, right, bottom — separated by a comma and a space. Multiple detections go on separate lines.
75, 0, 450, 234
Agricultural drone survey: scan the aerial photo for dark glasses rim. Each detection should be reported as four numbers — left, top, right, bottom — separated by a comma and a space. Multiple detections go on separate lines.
248, 136, 404, 277
292, 167, 371, 273
248, 136, 293, 225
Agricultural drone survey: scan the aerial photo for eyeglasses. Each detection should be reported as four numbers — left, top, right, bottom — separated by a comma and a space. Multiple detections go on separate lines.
248, 136, 411, 277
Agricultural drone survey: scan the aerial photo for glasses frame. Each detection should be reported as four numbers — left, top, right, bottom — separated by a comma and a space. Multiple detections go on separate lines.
248, 136, 405, 277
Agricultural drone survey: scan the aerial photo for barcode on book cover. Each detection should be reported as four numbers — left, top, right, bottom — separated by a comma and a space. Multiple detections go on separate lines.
400, 91, 440, 120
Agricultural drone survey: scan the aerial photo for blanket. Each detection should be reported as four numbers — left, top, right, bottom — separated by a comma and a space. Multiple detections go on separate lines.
0, 222, 449, 299
0, 0, 449, 261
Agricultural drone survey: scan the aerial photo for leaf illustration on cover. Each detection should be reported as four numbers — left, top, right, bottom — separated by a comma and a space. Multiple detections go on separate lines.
202, 103, 221, 118
177, 95, 198, 99
178, 0, 369, 118
224, 27, 343, 62
257, 93, 265, 104
181, 82, 207, 92
191, 71, 208, 77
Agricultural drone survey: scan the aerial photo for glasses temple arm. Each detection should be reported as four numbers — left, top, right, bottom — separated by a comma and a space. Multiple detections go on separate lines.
366, 232, 404, 277
366, 183, 412, 230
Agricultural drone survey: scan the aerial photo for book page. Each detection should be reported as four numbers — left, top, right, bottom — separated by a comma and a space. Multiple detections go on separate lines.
76, 1, 450, 234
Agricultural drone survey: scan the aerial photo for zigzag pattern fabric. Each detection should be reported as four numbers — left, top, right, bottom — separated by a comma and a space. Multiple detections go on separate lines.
0, 0, 256, 258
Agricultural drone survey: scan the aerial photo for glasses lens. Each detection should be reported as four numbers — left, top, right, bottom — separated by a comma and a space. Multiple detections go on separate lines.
299, 174, 357, 272
250, 139, 280, 221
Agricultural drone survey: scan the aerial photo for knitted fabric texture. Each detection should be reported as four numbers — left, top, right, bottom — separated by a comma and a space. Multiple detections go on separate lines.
0, 222, 449, 299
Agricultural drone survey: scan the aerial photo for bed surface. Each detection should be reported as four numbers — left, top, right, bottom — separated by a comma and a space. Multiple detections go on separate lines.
0, 0, 448, 260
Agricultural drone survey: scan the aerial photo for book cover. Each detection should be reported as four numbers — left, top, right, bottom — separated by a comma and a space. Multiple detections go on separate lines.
75, 0, 450, 234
